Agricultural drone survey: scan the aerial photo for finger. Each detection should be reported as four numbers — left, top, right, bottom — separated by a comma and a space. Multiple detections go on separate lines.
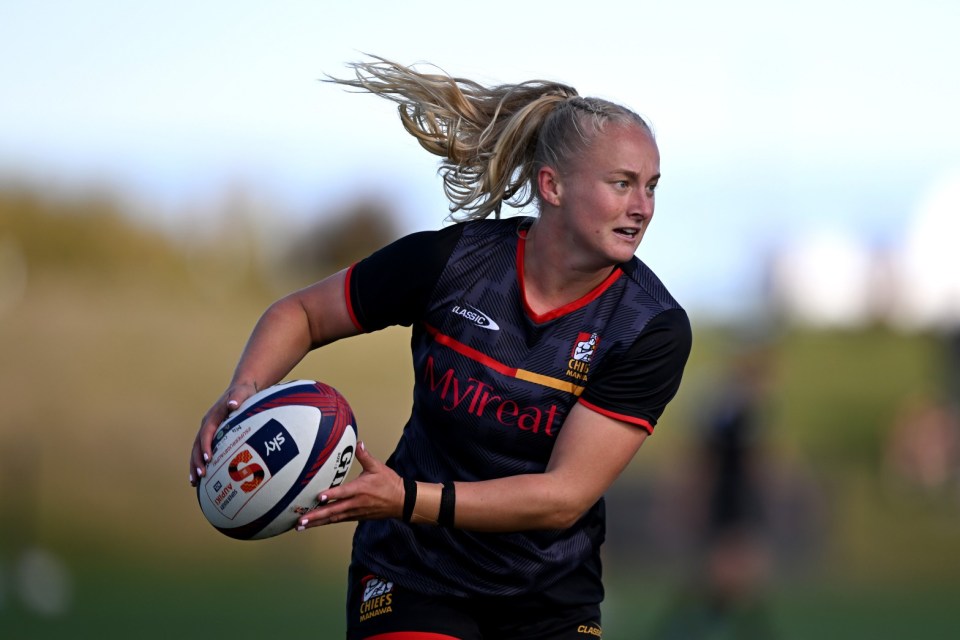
316, 441, 372, 502
315, 474, 357, 504
354, 440, 380, 473
191, 413, 221, 483
190, 418, 217, 485
189, 443, 201, 486
193, 387, 255, 482
297, 501, 355, 529
199, 395, 242, 460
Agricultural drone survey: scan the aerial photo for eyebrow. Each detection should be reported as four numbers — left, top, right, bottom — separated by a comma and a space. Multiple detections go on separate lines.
611, 170, 661, 182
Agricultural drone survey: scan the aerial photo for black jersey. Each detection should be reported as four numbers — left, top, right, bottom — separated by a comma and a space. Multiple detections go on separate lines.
344, 217, 691, 603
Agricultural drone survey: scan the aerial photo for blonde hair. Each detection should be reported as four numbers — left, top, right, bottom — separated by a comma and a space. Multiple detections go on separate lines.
329, 55, 650, 221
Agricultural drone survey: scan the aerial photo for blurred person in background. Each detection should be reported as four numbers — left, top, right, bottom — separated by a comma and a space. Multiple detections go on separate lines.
651, 344, 778, 639
189, 56, 691, 639
885, 394, 960, 497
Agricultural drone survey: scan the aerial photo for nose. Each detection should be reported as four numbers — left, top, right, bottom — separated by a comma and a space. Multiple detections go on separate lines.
630, 190, 654, 219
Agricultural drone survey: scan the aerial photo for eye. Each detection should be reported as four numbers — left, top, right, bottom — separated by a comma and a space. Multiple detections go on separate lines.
614, 180, 630, 190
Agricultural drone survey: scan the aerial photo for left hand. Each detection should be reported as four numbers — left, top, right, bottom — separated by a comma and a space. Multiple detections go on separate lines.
296, 441, 404, 530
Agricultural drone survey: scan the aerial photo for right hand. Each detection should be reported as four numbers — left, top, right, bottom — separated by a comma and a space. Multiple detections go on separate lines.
188, 382, 258, 486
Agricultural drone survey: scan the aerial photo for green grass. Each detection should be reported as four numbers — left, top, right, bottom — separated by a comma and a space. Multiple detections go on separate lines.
2, 562, 348, 639
5, 563, 960, 640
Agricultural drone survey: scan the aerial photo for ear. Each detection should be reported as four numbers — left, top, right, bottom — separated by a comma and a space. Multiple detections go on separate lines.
537, 166, 562, 207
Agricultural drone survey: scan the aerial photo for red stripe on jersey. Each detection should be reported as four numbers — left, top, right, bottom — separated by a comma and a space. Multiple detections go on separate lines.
423, 324, 584, 395
424, 324, 519, 378
516, 230, 624, 323
578, 397, 654, 434
344, 263, 365, 332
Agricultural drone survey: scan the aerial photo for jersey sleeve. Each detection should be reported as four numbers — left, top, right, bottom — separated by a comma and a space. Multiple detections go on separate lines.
578, 308, 692, 434
345, 224, 464, 332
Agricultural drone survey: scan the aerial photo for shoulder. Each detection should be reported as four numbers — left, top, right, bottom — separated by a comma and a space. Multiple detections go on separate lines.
631, 307, 692, 361
457, 215, 532, 240
618, 256, 685, 314
388, 215, 527, 252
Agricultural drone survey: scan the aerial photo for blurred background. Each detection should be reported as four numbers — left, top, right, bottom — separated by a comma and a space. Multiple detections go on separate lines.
2, 1, 959, 638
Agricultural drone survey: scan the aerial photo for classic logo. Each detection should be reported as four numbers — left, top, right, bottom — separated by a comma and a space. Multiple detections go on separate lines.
359, 575, 394, 622
450, 302, 500, 330
566, 332, 599, 382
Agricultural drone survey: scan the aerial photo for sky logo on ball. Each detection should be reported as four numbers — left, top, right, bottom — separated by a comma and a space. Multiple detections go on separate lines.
248, 418, 299, 474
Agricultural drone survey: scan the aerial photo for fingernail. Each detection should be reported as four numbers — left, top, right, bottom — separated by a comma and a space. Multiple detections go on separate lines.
196, 467, 203, 478
300, 519, 308, 527
203, 452, 210, 462
320, 494, 328, 504
296, 525, 305, 532
360, 440, 365, 451
189, 473, 195, 484
227, 400, 238, 408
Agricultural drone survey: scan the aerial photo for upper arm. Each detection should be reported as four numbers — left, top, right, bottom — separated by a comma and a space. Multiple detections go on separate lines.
347, 225, 463, 331
543, 402, 649, 522
290, 269, 362, 347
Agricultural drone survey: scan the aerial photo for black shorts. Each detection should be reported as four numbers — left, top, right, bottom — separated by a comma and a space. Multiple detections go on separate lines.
346, 562, 603, 640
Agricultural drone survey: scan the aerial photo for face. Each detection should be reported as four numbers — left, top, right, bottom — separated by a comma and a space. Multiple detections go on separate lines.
541, 122, 660, 269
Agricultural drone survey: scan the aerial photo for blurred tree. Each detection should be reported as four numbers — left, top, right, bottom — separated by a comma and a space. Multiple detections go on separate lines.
0, 185, 187, 280
283, 197, 401, 279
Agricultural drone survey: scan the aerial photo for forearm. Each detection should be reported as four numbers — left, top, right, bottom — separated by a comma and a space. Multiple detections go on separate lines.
301, 399, 648, 534
229, 296, 314, 390
412, 408, 649, 532
414, 472, 590, 532
229, 270, 357, 390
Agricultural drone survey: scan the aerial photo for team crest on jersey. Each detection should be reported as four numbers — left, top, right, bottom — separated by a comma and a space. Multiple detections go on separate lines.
359, 575, 394, 623
566, 332, 599, 382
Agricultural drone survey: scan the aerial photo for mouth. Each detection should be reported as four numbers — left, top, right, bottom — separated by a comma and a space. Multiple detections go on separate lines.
613, 226, 642, 240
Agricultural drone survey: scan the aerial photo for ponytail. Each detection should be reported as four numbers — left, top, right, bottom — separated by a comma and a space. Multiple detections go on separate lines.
329, 56, 648, 221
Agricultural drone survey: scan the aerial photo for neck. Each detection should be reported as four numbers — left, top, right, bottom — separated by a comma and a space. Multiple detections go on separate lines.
522, 220, 616, 314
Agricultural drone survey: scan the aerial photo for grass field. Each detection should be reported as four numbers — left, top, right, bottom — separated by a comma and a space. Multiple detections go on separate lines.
2, 195, 960, 637
5, 562, 960, 639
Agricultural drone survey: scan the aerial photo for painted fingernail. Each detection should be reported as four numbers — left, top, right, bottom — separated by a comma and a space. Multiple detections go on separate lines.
227, 400, 238, 408
320, 494, 328, 504
196, 467, 203, 478
296, 525, 305, 532
203, 452, 210, 462
189, 473, 195, 484
360, 440, 365, 451
300, 519, 308, 527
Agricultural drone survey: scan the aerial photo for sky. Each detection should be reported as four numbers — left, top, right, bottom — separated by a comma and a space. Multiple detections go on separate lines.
1, 0, 958, 318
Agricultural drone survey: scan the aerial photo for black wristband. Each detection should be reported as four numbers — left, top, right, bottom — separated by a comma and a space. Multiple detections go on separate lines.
438, 481, 456, 528
402, 477, 417, 523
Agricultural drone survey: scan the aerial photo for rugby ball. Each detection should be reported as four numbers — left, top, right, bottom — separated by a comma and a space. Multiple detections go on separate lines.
197, 380, 357, 540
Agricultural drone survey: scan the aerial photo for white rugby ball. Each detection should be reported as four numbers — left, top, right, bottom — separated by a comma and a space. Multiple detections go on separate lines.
196, 380, 357, 540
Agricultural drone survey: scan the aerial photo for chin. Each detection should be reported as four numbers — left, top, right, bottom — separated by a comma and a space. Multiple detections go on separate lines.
608, 245, 640, 264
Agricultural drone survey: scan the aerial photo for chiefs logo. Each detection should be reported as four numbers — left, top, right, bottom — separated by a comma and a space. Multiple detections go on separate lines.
566, 332, 599, 382
359, 575, 395, 622
572, 332, 599, 363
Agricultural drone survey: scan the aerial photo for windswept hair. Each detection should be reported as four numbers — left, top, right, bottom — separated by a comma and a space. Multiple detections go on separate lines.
328, 55, 650, 221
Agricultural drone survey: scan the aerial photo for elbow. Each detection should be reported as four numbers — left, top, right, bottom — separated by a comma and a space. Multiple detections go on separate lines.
533, 475, 599, 530
540, 499, 593, 530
